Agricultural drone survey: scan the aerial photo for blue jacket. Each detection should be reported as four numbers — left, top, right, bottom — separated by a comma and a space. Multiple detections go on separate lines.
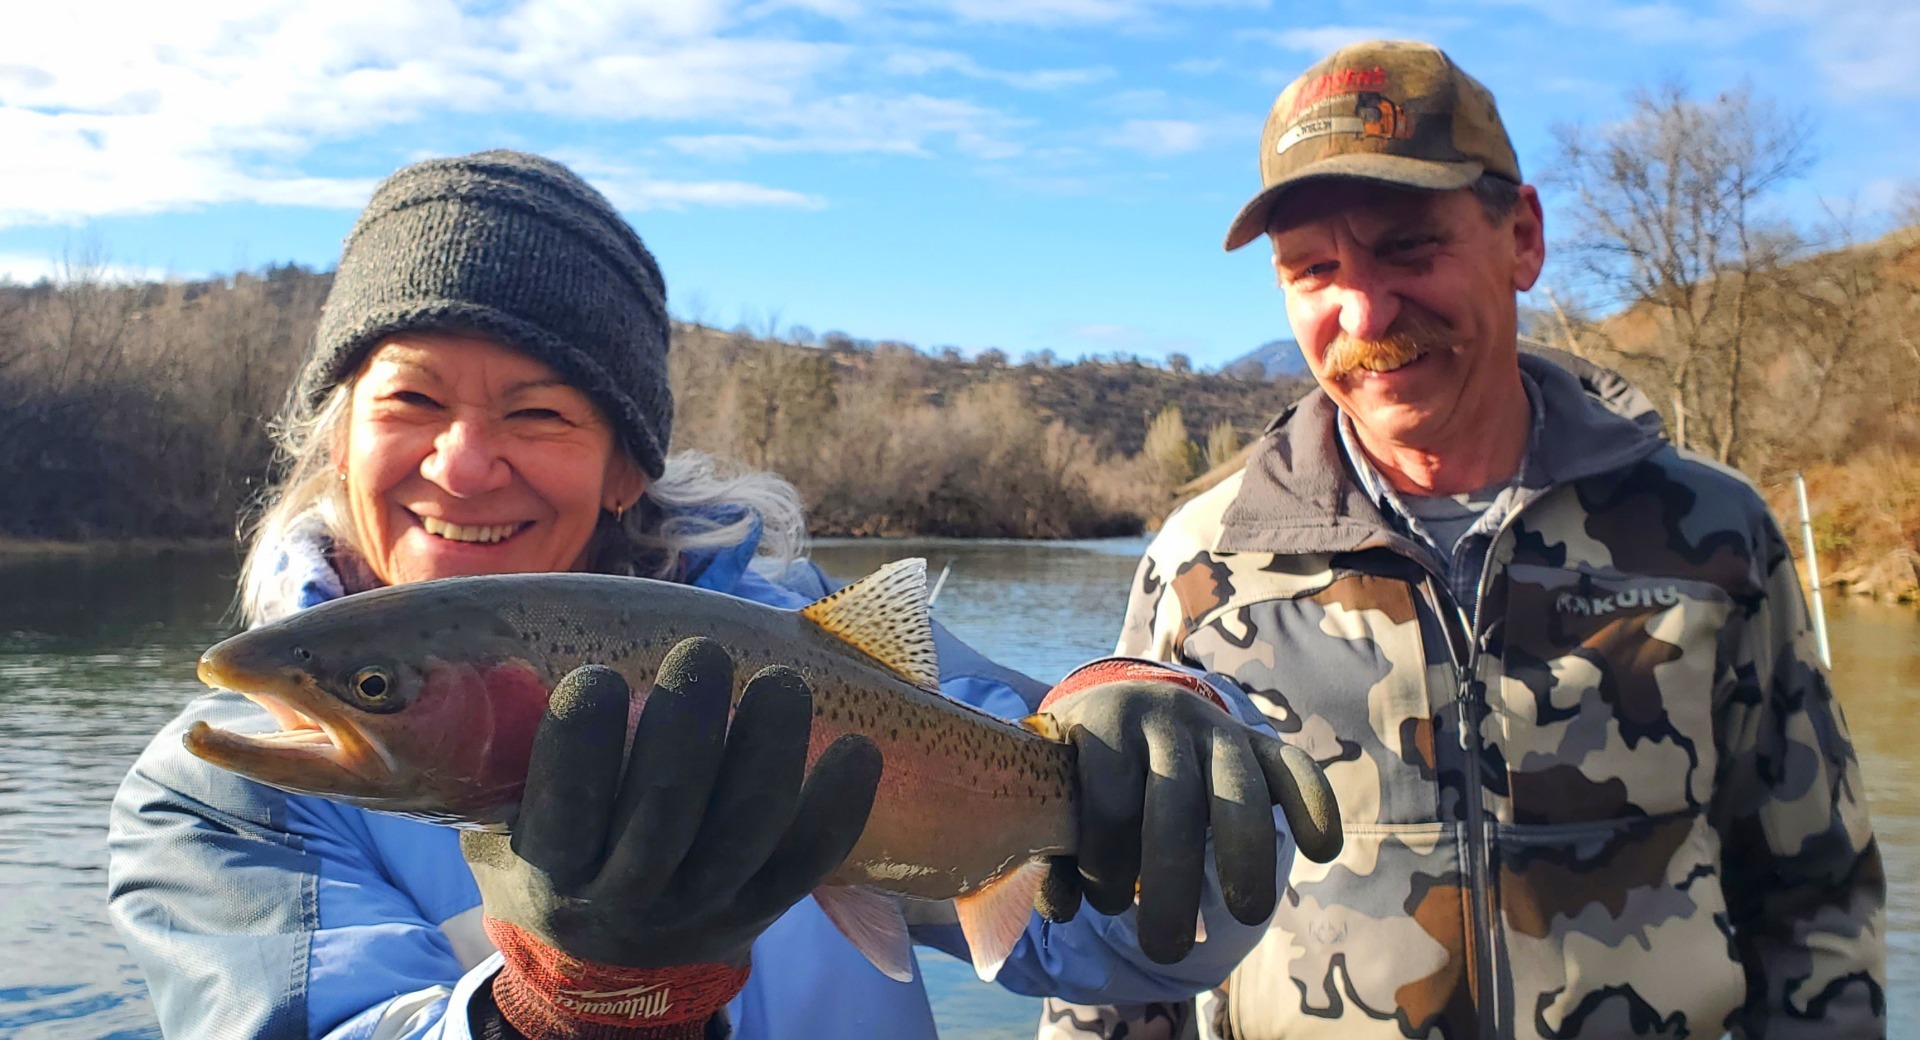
108, 535, 1283, 1040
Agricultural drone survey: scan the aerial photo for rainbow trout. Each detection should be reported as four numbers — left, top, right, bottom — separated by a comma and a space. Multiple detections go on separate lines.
186, 559, 1079, 982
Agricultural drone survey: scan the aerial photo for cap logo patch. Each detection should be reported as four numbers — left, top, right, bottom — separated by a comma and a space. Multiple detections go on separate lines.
1275, 91, 1410, 155
1285, 66, 1387, 121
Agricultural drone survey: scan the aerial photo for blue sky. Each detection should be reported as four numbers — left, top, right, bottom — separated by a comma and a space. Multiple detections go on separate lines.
3, 0, 1916, 369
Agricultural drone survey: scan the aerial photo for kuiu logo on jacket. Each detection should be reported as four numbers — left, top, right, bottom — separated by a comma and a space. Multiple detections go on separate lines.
1554, 585, 1681, 616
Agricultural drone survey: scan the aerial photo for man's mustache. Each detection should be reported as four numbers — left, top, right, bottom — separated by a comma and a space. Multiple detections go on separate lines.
1321, 312, 1452, 379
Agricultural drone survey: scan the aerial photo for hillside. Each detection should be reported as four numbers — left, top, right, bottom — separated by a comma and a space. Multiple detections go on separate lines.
1220, 338, 1306, 380
0, 266, 1310, 542
1557, 224, 1920, 601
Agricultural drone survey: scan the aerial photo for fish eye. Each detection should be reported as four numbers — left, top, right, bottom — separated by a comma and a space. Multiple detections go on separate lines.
347, 666, 400, 712
292, 646, 312, 661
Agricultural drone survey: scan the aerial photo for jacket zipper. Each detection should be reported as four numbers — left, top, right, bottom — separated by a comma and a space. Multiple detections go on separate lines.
1411, 503, 1526, 1040
1464, 508, 1527, 1039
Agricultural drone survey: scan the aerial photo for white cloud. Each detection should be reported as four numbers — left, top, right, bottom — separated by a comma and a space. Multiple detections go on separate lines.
666, 93, 1024, 159
0, 0, 862, 226
0, 252, 183, 286
550, 155, 828, 209
880, 48, 1111, 90
0, 106, 381, 225
1108, 118, 1211, 155
1103, 108, 1251, 156
1739, 0, 1920, 98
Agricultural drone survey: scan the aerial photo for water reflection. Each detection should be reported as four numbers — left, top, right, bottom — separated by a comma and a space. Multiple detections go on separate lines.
0, 544, 1913, 1039
0, 549, 240, 1040
1826, 597, 1920, 1035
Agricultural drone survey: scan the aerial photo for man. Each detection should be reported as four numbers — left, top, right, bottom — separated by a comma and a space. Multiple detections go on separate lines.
1042, 40, 1885, 1039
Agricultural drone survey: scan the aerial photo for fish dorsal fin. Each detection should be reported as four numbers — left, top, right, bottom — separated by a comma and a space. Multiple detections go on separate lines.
952, 858, 1049, 982
800, 558, 940, 692
813, 885, 916, 983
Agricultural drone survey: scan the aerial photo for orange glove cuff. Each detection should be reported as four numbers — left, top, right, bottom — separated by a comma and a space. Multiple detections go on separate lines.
485, 917, 749, 1040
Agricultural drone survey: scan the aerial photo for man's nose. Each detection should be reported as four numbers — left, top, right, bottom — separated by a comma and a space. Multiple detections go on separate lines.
421, 419, 510, 496
1332, 264, 1400, 342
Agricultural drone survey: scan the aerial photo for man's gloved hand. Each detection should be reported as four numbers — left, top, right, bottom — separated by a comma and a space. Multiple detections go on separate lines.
461, 637, 883, 1040
1031, 659, 1340, 965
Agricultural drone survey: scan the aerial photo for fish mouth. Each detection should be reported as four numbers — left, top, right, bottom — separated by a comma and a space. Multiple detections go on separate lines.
185, 653, 397, 796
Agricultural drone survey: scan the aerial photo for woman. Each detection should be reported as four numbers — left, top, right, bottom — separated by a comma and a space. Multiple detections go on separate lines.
107, 151, 1305, 1040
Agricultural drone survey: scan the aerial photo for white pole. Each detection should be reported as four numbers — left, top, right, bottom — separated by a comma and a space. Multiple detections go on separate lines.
1793, 472, 1833, 670
928, 560, 954, 607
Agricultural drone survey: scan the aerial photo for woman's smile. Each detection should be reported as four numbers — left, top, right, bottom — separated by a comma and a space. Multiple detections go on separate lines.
342, 333, 645, 586
414, 514, 533, 545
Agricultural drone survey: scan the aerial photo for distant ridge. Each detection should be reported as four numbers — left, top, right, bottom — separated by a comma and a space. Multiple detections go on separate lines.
1221, 338, 1305, 380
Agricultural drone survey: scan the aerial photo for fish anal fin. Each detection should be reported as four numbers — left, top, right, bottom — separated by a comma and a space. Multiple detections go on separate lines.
814, 885, 916, 983
953, 858, 1047, 982
799, 558, 940, 692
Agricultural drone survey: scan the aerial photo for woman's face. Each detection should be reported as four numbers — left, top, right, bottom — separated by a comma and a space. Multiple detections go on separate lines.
340, 332, 646, 586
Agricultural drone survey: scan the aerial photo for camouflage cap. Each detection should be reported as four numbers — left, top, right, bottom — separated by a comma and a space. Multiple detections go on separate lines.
1223, 40, 1520, 251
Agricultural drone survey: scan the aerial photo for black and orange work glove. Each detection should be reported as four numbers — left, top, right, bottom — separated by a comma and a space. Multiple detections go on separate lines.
460, 639, 883, 1039
1030, 658, 1341, 965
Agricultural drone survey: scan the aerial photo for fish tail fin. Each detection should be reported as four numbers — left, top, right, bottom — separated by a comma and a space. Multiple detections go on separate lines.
953, 858, 1048, 982
813, 885, 915, 983
799, 558, 940, 692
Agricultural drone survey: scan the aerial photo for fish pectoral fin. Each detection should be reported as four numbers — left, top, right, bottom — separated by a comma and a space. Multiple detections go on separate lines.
813, 885, 916, 983
953, 858, 1048, 982
799, 558, 940, 692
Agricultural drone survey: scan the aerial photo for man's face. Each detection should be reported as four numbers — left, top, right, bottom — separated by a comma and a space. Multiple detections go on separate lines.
1268, 180, 1545, 452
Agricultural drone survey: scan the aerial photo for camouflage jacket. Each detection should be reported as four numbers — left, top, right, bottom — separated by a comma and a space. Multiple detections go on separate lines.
1092, 355, 1884, 1038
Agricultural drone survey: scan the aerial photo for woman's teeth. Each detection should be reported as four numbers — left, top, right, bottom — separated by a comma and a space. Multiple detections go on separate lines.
420, 517, 521, 544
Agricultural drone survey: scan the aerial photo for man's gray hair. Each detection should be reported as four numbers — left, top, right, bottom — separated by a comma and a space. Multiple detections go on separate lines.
1471, 173, 1522, 224
237, 381, 806, 626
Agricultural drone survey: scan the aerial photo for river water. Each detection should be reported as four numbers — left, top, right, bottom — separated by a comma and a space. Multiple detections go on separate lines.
0, 540, 1912, 1038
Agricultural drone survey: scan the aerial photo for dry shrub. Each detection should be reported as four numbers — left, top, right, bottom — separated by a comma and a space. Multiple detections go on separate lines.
6, 268, 1295, 542
0, 268, 323, 539
1770, 449, 1920, 601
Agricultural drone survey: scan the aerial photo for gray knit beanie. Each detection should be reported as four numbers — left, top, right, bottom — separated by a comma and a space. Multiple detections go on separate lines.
303, 150, 672, 478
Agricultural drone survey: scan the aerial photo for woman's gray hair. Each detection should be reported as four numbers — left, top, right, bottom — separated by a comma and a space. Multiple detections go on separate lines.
237, 380, 807, 626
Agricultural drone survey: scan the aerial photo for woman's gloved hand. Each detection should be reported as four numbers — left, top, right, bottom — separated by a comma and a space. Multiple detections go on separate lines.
1031, 659, 1341, 965
460, 637, 883, 1040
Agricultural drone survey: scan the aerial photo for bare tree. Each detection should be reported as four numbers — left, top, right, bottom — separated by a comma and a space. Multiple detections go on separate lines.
1551, 80, 1811, 467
